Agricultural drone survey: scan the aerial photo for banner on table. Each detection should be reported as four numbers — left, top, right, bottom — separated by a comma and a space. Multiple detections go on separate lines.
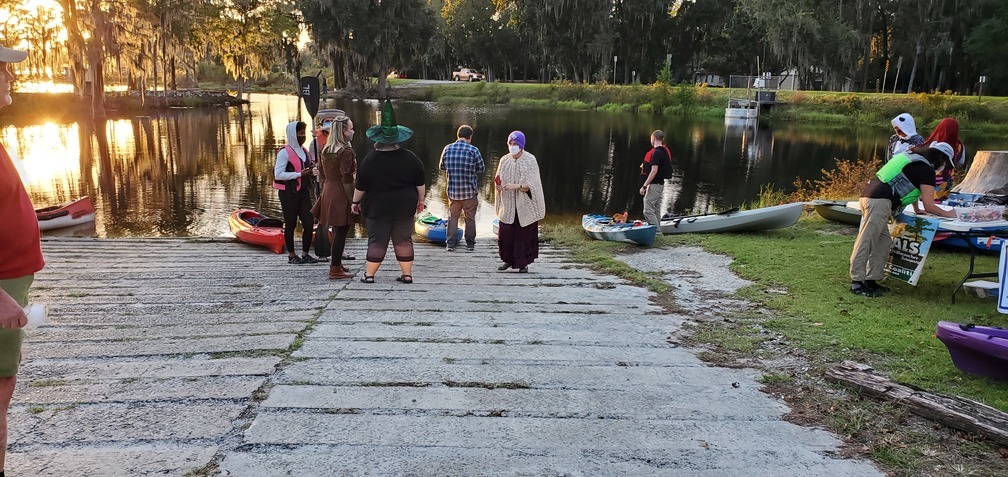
885, 213, 941, 286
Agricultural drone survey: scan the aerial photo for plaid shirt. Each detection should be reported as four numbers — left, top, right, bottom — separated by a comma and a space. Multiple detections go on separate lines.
439, 139, 485, 200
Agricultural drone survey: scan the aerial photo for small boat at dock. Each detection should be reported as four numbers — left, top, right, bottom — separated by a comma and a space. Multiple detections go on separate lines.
36, 196, 96, 231
228, 209, 285, 253
581, 214, 657, 246
659, 202, 802, 234
415, 212, 462, 244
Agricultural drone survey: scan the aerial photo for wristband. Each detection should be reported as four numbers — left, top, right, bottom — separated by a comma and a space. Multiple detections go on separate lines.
352, 201, 360, 205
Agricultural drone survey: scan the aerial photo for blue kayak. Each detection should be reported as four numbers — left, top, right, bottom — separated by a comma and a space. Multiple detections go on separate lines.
582, 214, 658, 246
415, 212, 463, 244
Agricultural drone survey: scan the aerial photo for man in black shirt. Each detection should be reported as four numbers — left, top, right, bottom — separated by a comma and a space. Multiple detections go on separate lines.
639, 130, 673, 229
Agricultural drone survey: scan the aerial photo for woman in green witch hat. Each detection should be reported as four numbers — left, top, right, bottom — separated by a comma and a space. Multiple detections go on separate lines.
350, 100, 426, 284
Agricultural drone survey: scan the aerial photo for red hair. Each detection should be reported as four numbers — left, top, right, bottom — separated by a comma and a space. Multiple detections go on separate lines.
923, 118, 964, 163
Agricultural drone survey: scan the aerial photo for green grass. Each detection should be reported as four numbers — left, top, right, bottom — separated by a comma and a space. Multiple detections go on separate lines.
672, 215, 1008, 410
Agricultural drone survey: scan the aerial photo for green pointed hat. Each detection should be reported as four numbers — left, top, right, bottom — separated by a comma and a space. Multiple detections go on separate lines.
366, 99, 413, 144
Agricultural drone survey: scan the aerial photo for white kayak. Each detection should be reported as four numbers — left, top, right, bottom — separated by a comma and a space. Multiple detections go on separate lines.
659, 202, 803, 234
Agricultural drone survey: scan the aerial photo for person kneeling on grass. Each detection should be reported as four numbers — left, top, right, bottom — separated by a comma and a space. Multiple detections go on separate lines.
849, 142, 957, 297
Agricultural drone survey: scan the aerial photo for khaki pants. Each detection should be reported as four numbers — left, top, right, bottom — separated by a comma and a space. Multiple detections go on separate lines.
447, 196, 478, 248
642, 182, 664, 229
850, 197, 893, 282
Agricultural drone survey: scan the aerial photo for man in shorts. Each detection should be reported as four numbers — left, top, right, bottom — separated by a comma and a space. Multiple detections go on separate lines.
1, 44, 45, 477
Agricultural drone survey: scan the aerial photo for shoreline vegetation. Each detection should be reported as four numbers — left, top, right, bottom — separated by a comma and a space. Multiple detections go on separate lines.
5, 81, 1007, 137
393, 80, 1008, 136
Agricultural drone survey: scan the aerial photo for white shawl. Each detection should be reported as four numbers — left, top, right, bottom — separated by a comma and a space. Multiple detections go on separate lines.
494, 151, 546, 225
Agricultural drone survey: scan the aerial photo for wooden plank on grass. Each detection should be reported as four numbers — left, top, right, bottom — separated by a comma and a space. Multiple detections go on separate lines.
825, 361, 1008, 446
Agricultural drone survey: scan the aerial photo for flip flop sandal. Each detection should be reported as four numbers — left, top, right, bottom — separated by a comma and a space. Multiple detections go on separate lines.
360, 274, 375, 283
342, 254, 356, 260
396, 274, 413, 284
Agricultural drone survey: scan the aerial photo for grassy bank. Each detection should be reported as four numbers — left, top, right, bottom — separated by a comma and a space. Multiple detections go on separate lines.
396, 80, 1008, 135
541, 217, 1007, 475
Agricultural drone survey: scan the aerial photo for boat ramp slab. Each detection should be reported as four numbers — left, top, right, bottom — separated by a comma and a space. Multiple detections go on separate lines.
5, 237, 881, 476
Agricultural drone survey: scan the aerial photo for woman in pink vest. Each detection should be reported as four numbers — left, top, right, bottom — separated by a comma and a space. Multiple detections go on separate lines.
274, 121, 321, 264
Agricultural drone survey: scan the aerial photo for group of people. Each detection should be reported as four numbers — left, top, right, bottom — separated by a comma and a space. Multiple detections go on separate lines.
849, 114, 968, 297
273, 99, 547, 284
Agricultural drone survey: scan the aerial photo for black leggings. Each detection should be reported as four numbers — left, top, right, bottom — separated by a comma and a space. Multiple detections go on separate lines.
364, 215, 414, 263
329, 225, 351, 266
278, 188, 314, 255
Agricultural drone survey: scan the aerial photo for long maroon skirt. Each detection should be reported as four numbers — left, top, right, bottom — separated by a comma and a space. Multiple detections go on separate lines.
498, 217, 538, 269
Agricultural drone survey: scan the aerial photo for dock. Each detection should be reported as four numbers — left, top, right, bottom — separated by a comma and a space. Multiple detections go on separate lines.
7, 237, 881, 475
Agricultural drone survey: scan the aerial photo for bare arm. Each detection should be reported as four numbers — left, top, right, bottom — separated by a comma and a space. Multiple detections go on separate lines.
640, 165, 659, 195
918, 185, 956, 218
416, 185, 426, 213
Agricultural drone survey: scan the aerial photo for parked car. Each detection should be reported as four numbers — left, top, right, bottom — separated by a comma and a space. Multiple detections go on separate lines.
452, 68, 484, 82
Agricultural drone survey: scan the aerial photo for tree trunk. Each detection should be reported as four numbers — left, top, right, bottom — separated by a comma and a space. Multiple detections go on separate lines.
953, 151, 1008, 194
906, 34, 923, 93
859, 0, 877, 92
825, 361, 1008, 446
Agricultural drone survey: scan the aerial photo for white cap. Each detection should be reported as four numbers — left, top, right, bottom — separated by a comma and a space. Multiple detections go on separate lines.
0, 45, 27, 63
930, 142, 955, 161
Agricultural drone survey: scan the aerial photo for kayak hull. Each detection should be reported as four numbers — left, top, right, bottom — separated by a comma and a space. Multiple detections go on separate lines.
36, 196, 96, 231
812, 200, 862, 226
415, 213, 463, 244
936, 321, 1008, 380
228, 209, 285, 254
659, 202, 803, 234
582, 214, 657, 246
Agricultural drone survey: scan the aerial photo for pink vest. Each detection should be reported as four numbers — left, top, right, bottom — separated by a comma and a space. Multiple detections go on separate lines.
273, 145, 303, 191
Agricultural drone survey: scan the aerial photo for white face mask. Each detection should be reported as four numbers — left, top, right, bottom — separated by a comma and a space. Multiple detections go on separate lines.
345, 131, 354, 141
509, 145, 521, 155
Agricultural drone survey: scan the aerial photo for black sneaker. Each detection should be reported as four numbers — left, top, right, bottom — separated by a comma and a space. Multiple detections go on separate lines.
301, 254, 321, 264
497, 263, 511, 271
850, 281, 881, 297
465, 244, 475, 251
865, 280, 889, 293
288, 255, 305, 264
446, 244, 455, 252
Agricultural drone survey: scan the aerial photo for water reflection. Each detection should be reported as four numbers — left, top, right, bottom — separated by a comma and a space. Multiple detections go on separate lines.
6, 94, 1008, 238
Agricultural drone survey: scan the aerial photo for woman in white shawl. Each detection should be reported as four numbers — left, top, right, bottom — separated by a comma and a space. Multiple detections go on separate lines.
494, 131, 545, 273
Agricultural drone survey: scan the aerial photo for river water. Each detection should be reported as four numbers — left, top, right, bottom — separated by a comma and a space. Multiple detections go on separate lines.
7, 94, 1007, 237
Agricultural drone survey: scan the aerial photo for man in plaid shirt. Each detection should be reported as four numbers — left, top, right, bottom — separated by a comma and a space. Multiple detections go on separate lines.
439, 125, 485, 251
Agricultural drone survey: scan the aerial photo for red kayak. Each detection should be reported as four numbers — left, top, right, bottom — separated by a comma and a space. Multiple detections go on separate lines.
228, 209, 285, 254
36, 196, 96, 231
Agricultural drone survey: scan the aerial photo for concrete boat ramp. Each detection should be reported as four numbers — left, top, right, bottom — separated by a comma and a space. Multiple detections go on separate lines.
7, 238, 881, 476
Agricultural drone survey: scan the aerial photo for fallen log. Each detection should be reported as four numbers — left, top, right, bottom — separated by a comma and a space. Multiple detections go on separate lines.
825, 361, 1008, 446
954, 151, 1008, 194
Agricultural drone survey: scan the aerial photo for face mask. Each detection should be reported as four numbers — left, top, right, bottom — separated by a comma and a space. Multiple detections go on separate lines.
296, 135, 306, 144
346, 131, 354, 141
509, 145, 521, 155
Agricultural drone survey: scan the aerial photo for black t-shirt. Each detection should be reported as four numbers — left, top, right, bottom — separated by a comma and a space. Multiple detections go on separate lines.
861, 161, 936, 209
356, 148, 425, 219
641, 146, 673, 185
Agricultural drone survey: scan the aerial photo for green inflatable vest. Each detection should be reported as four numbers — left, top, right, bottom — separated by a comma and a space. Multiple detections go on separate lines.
876, 152, 930, 206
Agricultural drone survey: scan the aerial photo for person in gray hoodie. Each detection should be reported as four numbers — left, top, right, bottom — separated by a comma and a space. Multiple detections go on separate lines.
273, 121, 321, 264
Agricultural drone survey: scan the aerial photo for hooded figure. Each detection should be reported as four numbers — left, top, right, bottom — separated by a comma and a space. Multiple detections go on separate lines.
886, 113, 925, 161
273, 121, 320, 264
